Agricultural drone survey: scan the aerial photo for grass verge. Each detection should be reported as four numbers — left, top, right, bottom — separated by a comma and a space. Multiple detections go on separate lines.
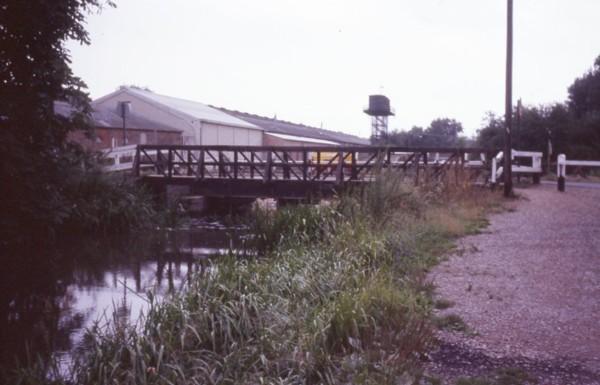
7, 171, 502, 384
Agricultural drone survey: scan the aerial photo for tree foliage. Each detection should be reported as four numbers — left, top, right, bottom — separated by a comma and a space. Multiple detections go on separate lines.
377, 118, 466, 148
568, 56, 600, 118
477, 54, 600, 160
0, 1, 114, 245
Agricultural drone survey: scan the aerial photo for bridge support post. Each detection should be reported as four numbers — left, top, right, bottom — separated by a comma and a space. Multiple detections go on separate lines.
336, 150, 344, 185
219, 152, 225, 178
283, 152, 290, 180
351, 151, 358, 180
423, 152, 428, 185
413, 152, 420, 186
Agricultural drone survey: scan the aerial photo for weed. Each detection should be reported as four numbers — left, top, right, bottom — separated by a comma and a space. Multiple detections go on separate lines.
434, 298, 455, 310
453, 367, 538, 385
423, 374, 443, 385
434, 314, 469, 332
496, 367, 538, 385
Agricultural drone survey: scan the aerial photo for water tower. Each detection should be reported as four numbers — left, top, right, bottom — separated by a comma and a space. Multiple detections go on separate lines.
364, 95, 394, 141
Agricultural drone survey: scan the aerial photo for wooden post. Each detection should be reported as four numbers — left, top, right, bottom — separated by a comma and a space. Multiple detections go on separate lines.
316, 151, 321, 180
413, 152, 420, 186
134, 146, 140, 177
167, 149, 173, 178
386, 149, 391, 171
250, 152, 255, 179
187, 150, 193, 176
423, 152, 428, 184
156, 149, 162, 175
283, 152, 290, 180
302, 150, 308, 181
456, 150, 463, 186
264, 150, 272, 182
351, 151, 358, 180
199, 149, 205, 179
233, 150, 238, 179
336, 150, 344, 184
219, 151, 224, 178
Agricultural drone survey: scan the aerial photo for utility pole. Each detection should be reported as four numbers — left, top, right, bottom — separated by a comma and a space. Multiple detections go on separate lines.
120, 101, 131, 146
504, 0, 514, 197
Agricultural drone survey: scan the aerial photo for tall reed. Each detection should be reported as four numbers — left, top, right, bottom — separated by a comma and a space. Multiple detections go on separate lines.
7, 172, 500, 385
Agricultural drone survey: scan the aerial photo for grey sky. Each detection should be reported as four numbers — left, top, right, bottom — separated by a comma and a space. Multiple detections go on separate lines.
67, 0, 600, 138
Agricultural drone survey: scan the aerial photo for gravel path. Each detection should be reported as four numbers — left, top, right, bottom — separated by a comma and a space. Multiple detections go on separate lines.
427, 185, 600, 385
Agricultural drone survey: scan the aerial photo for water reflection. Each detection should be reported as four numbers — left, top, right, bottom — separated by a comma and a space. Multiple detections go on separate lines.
0, 221, 245, 372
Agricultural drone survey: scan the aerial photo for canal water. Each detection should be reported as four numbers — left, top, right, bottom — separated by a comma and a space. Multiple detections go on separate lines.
0, 218, 248, 373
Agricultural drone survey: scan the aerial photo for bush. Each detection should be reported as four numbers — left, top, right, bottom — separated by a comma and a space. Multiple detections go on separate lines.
62, 170, 158, 234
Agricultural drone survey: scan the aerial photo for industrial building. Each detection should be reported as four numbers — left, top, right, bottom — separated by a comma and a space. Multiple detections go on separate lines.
217, 107, 369, 146
55, 100, 183, 150
64, 86, 368, 150
92, 86, 264, 147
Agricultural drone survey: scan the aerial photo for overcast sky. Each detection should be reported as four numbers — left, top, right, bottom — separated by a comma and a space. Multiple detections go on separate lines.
66, 0, 600, 138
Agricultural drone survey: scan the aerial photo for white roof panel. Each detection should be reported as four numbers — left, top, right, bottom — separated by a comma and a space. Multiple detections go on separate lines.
266, 132, 339, 145
125, 87, 261, 130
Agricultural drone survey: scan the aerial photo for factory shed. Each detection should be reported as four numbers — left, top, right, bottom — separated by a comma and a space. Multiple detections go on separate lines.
54, 101, 183, 150
93, 87, 264, 146
217, 107, 370, 146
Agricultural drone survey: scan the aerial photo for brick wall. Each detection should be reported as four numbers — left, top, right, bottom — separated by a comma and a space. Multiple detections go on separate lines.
69, 127, 183, 151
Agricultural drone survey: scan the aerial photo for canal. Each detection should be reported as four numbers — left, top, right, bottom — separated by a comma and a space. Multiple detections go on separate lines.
0, 218, 247, 373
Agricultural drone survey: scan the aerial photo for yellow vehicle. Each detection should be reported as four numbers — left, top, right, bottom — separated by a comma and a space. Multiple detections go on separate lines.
310, 151, 339, 164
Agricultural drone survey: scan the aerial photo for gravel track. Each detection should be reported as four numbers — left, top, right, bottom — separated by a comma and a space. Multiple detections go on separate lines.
427, 185, 600, 385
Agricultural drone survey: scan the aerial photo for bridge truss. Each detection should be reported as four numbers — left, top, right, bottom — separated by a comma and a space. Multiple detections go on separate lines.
132, 145, 490, 199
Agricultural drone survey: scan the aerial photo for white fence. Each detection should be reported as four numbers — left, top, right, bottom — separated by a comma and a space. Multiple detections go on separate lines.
556, 153, 600, 191
490, 149, 543, 184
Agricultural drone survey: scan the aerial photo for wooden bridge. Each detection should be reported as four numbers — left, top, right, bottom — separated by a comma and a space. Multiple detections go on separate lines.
132, 145, 490, 199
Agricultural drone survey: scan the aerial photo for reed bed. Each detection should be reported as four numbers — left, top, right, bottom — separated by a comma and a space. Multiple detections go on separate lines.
10, 172, 500, 385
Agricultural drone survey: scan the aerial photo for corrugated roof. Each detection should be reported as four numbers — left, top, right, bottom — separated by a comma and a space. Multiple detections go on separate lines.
121, 87, 262, 131
265, 132, 339, 145
54, 101, 183, 133
216, 107, 370, 145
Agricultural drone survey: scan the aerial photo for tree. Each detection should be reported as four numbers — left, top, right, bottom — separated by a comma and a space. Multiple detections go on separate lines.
477, 106, 570, 155
425, 118, 463, 147
478, 54, 600, 161
0, 1, 113, 244
568, 55, 600, 118
381, 118, 465, 148
476, 112, 505, 151
566, 55, 600, 159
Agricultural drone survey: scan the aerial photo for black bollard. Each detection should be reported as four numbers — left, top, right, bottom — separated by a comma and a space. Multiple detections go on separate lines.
558, 176, 565, 192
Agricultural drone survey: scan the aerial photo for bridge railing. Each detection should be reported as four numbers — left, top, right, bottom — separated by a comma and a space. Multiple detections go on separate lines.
135, 145, 488, 184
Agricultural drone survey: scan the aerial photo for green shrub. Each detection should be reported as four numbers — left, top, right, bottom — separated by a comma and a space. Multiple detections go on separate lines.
62, 170, 158, 234
247, 203, 337, 253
